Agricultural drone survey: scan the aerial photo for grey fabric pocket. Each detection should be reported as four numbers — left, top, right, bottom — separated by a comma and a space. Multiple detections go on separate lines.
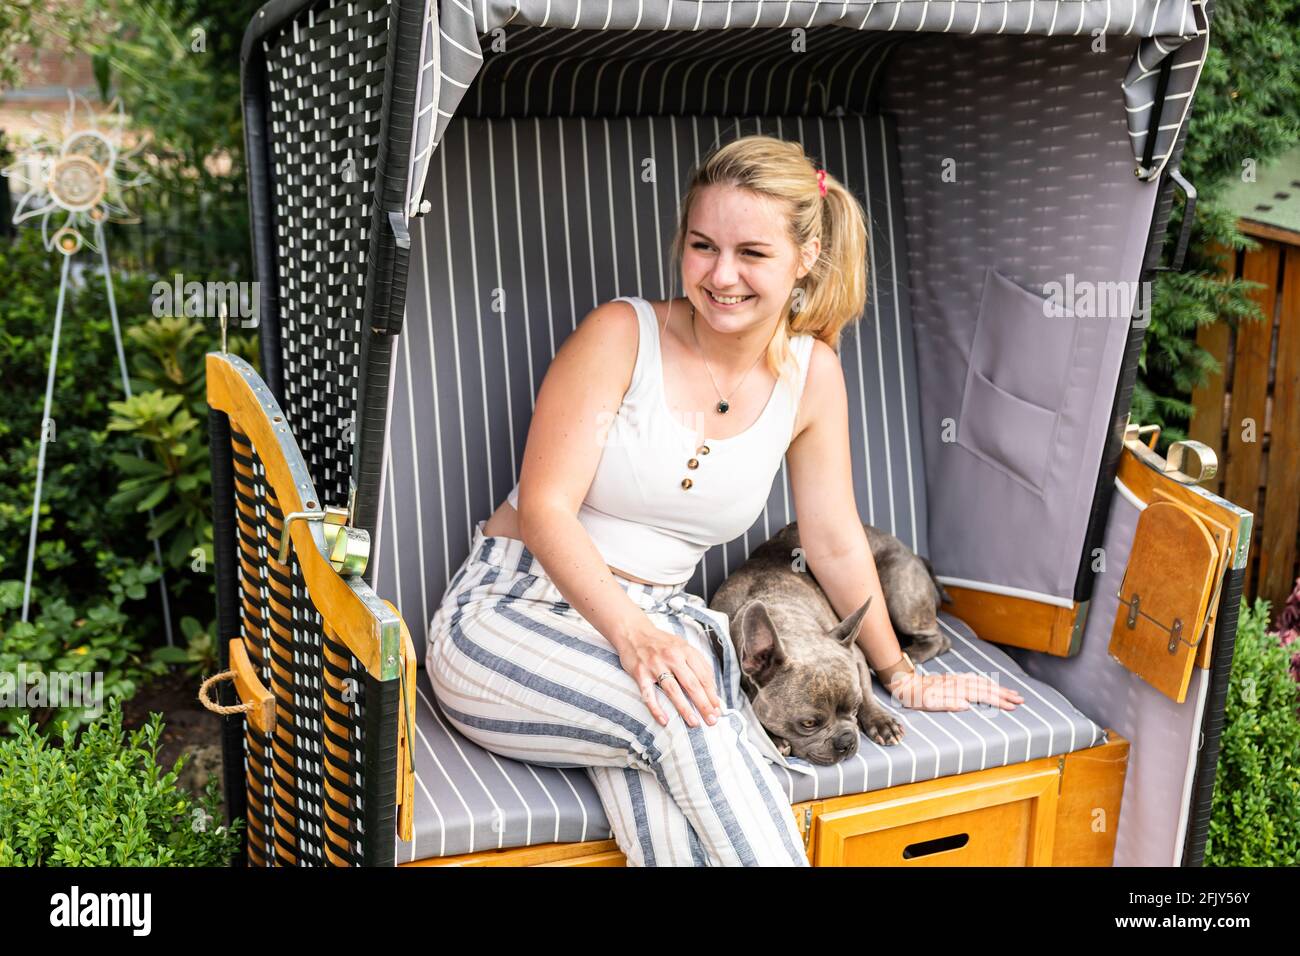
957, 267, 1078, 495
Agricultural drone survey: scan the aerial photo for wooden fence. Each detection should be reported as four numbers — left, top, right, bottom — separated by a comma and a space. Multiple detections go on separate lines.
1190, 226, 1300, 622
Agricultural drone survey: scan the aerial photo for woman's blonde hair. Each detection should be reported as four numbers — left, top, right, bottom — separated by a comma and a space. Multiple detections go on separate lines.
668, 134, 869, 385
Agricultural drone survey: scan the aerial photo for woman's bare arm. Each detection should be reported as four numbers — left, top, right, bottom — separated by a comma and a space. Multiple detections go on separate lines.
513, 301, 649, 649
786, 341, 1023, 712
785, 341, 904, 669
513, 300, 722, 727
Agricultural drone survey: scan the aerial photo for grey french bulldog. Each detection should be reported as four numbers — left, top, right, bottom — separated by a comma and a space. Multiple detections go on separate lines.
709, 520, 952, 764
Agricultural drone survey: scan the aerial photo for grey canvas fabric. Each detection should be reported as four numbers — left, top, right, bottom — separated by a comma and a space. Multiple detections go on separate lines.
374, 112, 927, 662
404, 0, 1209, 216
396, 608, 1106, 862
880, 33, 1167, 600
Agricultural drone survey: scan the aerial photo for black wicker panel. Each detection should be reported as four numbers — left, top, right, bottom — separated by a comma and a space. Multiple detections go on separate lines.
230, 426, 369, 867
260, 0, 389, 510
1183, 563, 1245, 866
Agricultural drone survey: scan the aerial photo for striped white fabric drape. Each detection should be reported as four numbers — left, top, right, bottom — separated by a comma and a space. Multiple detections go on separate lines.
405, 0, 1210, 216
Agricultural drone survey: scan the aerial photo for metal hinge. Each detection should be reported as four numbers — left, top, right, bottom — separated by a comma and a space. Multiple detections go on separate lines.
278, 505, 371, 576
801, 806, 814, 850
1058, 756, 1066, 794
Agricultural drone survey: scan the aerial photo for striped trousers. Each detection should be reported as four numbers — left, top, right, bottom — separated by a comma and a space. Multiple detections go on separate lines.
425, 520, 811, 867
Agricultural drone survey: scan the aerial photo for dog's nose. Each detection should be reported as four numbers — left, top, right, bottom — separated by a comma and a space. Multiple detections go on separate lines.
833, 730, 857, 753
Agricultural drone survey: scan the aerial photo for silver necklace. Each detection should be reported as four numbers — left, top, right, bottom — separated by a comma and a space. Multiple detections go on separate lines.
689, 300, 767, 414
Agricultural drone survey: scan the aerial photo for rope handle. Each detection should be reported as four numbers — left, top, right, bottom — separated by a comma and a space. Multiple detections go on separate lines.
199, 642, 276, 733
198, 670, 257, 715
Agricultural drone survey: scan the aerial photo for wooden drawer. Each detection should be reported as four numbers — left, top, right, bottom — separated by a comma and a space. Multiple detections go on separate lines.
811, 760, 1061, 866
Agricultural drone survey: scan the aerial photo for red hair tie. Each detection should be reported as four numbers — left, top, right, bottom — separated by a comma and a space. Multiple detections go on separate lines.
817, 168, 827, 197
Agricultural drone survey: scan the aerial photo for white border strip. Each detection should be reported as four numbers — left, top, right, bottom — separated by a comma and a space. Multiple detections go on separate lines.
1114, 475, 1148, 511
1172, 665, 1210, 865
370, 320, 405, 588
933, 576, 1075, 610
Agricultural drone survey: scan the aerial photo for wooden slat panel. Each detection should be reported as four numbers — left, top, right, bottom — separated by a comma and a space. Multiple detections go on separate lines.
1238, 220, 1300, 247
1189, 240, 1235, 495
1109, 502, 1220, 703
1115, 441, 1254, 671
1258, 244, 1300, 611
231, 439, 275, 866
263, 497, 302, 866
1050, 735, 1130, 867
1222, 243, 1280, 557
940, 586, 1082, 657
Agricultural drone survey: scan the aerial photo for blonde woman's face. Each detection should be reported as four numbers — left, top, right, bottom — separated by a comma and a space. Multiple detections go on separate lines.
682, 183, 819, 335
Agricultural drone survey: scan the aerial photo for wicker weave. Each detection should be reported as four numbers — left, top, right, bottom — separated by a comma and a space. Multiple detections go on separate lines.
228, 424, 372, 867
260, 0, 389, 511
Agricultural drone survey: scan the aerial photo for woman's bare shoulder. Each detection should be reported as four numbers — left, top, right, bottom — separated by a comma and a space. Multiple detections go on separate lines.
545, 298, 641, 393
792, 337, 844, 439
807, 335, 842, 378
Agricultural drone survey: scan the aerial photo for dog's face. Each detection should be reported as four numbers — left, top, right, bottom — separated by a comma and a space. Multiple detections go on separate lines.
733, 598, 871, 765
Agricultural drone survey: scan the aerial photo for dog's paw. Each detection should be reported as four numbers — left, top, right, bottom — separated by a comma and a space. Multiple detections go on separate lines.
773, 736, 792, 757
861, 709, 905, 747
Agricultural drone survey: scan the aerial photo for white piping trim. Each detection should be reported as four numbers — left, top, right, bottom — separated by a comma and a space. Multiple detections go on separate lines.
1114, 475, 1148, 511
1172, 665, 1210, 865
934, 576, 1076, 610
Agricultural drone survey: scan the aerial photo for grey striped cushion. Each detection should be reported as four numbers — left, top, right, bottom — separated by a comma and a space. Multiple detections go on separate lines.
396, 610, 1107, 862
376, 113, 927, 663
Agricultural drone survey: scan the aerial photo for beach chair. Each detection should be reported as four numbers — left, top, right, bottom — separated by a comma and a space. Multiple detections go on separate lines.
206, 0, 1248, 867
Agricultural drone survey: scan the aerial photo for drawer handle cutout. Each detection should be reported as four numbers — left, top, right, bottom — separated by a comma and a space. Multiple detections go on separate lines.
902, 833, 970, 859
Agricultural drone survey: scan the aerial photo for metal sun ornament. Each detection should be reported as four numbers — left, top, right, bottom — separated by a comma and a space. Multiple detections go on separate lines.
2, 92, 149, 256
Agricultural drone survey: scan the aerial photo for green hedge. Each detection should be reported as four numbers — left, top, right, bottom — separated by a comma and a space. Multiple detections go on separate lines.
0, 697, 242, 865
0, 232, 168, 735
1206, 597, 1300, 865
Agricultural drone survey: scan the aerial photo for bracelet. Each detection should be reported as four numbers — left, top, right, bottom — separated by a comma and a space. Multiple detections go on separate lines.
872, 651, 915, 688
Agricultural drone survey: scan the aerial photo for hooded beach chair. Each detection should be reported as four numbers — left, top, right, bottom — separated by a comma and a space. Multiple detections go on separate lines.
205, 0, 1250, 867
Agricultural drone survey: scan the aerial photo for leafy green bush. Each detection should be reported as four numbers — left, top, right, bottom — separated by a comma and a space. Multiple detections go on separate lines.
106, 313, 257, 585
0, 566, 166, 738
0, 232, 157, 590
0, 224, 258, 733
149, 615, 219, 679
108, 388, 211, 572
1206, 597, 1300, 865
0, 696, 242, 865
1137, 0, 1300, 449
0, 231, 177, 727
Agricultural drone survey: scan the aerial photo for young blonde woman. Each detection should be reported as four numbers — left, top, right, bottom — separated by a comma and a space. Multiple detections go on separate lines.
426, 134, 1022, 867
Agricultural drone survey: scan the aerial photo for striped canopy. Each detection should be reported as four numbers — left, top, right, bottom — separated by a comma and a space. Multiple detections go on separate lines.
404, 0, 1211, 216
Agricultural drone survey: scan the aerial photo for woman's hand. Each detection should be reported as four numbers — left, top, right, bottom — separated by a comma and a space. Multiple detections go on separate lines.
618, 627, 723, 728
884, 670, 1024, 712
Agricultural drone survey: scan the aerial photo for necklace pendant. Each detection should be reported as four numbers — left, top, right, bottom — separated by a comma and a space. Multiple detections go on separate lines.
716, 399, 730, 414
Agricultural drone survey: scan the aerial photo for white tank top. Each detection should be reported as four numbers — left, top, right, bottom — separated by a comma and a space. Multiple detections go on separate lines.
507, 295, 816, 585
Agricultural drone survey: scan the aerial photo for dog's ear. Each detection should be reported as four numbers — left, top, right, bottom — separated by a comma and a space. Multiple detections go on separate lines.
737, 600, 785, 686
827, 596, 873, 647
